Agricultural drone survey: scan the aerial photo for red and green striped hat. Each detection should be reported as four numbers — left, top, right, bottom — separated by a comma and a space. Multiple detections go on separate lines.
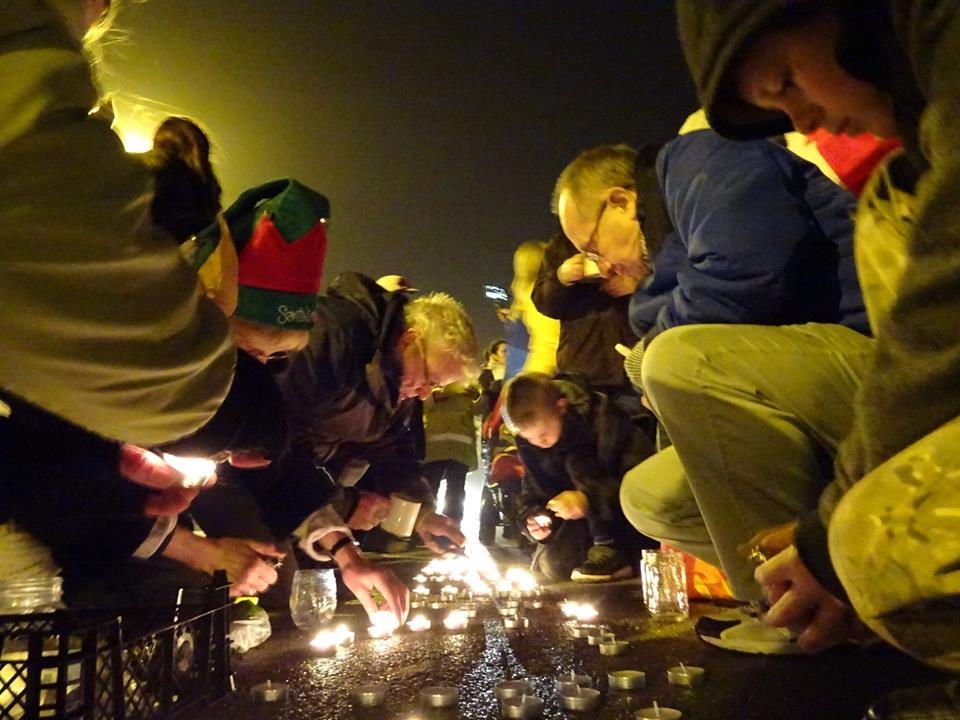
213, 179, 330, 330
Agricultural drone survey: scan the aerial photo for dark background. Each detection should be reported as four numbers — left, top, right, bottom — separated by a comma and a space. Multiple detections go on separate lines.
103, 0, 697, 344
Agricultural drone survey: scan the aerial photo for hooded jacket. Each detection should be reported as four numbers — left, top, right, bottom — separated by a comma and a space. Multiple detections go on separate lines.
275, 272, 432, 519
0, 1, 235, 446
677, 0, 960, 595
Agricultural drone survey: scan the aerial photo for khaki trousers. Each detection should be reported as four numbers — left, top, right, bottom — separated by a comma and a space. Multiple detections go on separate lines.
621, 322, 873, 600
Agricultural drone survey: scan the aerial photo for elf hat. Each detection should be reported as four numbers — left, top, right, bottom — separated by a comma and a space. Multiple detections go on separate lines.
205, 179, 330, 330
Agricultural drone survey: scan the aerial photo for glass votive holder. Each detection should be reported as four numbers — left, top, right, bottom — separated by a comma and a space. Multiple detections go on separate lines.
640, 550, 689, 621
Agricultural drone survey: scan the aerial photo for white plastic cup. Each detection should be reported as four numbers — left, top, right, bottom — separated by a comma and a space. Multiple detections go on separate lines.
380, 493, 422, 537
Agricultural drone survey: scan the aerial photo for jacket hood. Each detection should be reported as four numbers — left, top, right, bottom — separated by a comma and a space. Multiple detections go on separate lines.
676, 0, 817, 140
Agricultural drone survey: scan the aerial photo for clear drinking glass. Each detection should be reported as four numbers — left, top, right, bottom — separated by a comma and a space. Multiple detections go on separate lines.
641, 549, 689, 621
289, 569, 337, 631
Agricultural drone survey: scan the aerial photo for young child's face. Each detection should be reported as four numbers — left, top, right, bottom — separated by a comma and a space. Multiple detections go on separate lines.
517, 402, 565, 449
735, 11, 897, 139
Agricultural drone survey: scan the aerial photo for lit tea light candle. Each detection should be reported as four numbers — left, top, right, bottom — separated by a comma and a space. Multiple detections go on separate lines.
574, 604, 598, 623
413, 574, 427, 583
420, 685, 459, 708
667, 663, 704, 687
413, 585, 430, 596
501, 693, 543, 719
367, 610, 399, 638
588, 630, 615, 646
351, 683, 388, 707
310, 624, 354, 654
250, 680, 288, 703
443, 610, 469, 632
495, 579, 513, 597
406, 614, 432, 632
637, 701, 682, 719
161, 453, 217, 489
560, 601, 581, 618
440, 584, 459, 600
570, 624, 597, 639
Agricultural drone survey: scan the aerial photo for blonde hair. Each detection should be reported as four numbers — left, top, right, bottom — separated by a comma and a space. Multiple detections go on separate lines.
509, 240, 547, 316
405, 293, 479, 375
551, 143, 637, 215
502, 373, 563, 430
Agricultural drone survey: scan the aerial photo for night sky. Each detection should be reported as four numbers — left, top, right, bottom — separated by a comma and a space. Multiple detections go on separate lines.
102, 1, 697, 344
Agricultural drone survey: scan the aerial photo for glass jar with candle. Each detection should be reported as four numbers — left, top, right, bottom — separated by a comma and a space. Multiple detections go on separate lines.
289, 569, 337, 631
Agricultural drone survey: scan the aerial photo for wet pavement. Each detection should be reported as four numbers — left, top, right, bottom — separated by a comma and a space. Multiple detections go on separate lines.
198, 550, 951, 720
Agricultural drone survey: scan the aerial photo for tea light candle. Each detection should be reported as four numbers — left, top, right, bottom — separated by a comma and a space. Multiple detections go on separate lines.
501, 694, 543, 719
351, 683, 388, 707
499, 606, 519, 617
558, 685, 601, 712
637, 701, 682, 719
667, 663, 704, 687
413, 574, 427, 583
570, 624, 597, 639
607, 670, 646, 691
161, 453, 216, 489
494, 680, 533, 701
440, 584, 459, 599
495, 579, 513, 597
406, 614, 432, 632
503, 615, 529, 630
574, 603, 598, 623
461, 602, 479, 618
421, 685, 459, 708
250, 680, 288, 703
555, 671, 592, 689
367, 610, 399, 638
413, 585, 430, 596
586, 628, 610, 645
310, 625, 354, 654
443, 610, 469, 632
599, 639, 629, 656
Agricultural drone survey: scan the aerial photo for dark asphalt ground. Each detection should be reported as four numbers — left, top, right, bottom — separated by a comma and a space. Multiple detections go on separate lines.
197, 548, 951, 720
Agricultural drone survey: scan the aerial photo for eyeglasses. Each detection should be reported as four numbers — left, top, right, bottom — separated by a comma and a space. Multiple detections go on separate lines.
580, 201, 608, 262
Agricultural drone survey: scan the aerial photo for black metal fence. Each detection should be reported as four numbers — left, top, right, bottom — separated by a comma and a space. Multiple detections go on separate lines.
0, 582, 231, 720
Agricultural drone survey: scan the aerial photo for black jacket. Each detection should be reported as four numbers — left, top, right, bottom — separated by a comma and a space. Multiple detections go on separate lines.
531, 234, 638, 389
515, 377, 655, 526
262, 272, 430, 531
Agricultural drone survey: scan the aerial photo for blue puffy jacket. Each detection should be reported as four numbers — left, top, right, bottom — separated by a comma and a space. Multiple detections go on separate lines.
629, 129, 870, 339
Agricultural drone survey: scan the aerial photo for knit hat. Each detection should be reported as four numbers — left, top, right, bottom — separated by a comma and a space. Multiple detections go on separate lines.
197, 179, 330, 330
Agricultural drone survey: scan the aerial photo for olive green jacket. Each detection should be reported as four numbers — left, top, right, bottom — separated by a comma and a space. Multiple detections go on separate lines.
678, 0, 960, 594
0, 1, 234, 445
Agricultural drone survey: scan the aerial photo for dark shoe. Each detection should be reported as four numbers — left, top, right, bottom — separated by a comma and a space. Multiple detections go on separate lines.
864, 681, 960, 719
570, 545, 634, 583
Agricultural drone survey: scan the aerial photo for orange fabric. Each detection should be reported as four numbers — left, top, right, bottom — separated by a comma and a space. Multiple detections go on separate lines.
661, 543, 734, 600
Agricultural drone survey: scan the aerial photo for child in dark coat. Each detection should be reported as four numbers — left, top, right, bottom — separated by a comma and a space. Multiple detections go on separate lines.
502, 373, 655, 582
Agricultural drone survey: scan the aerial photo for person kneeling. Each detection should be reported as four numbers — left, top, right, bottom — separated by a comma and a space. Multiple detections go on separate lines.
502, 373, 654, 583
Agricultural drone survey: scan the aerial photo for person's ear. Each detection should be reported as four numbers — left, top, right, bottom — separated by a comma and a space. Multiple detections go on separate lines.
556, 398, 569, 415
606, 187, 638, 217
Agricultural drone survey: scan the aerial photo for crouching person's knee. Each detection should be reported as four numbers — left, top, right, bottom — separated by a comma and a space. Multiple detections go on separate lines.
829, 417, 960, 671
639, 325, 716, 412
